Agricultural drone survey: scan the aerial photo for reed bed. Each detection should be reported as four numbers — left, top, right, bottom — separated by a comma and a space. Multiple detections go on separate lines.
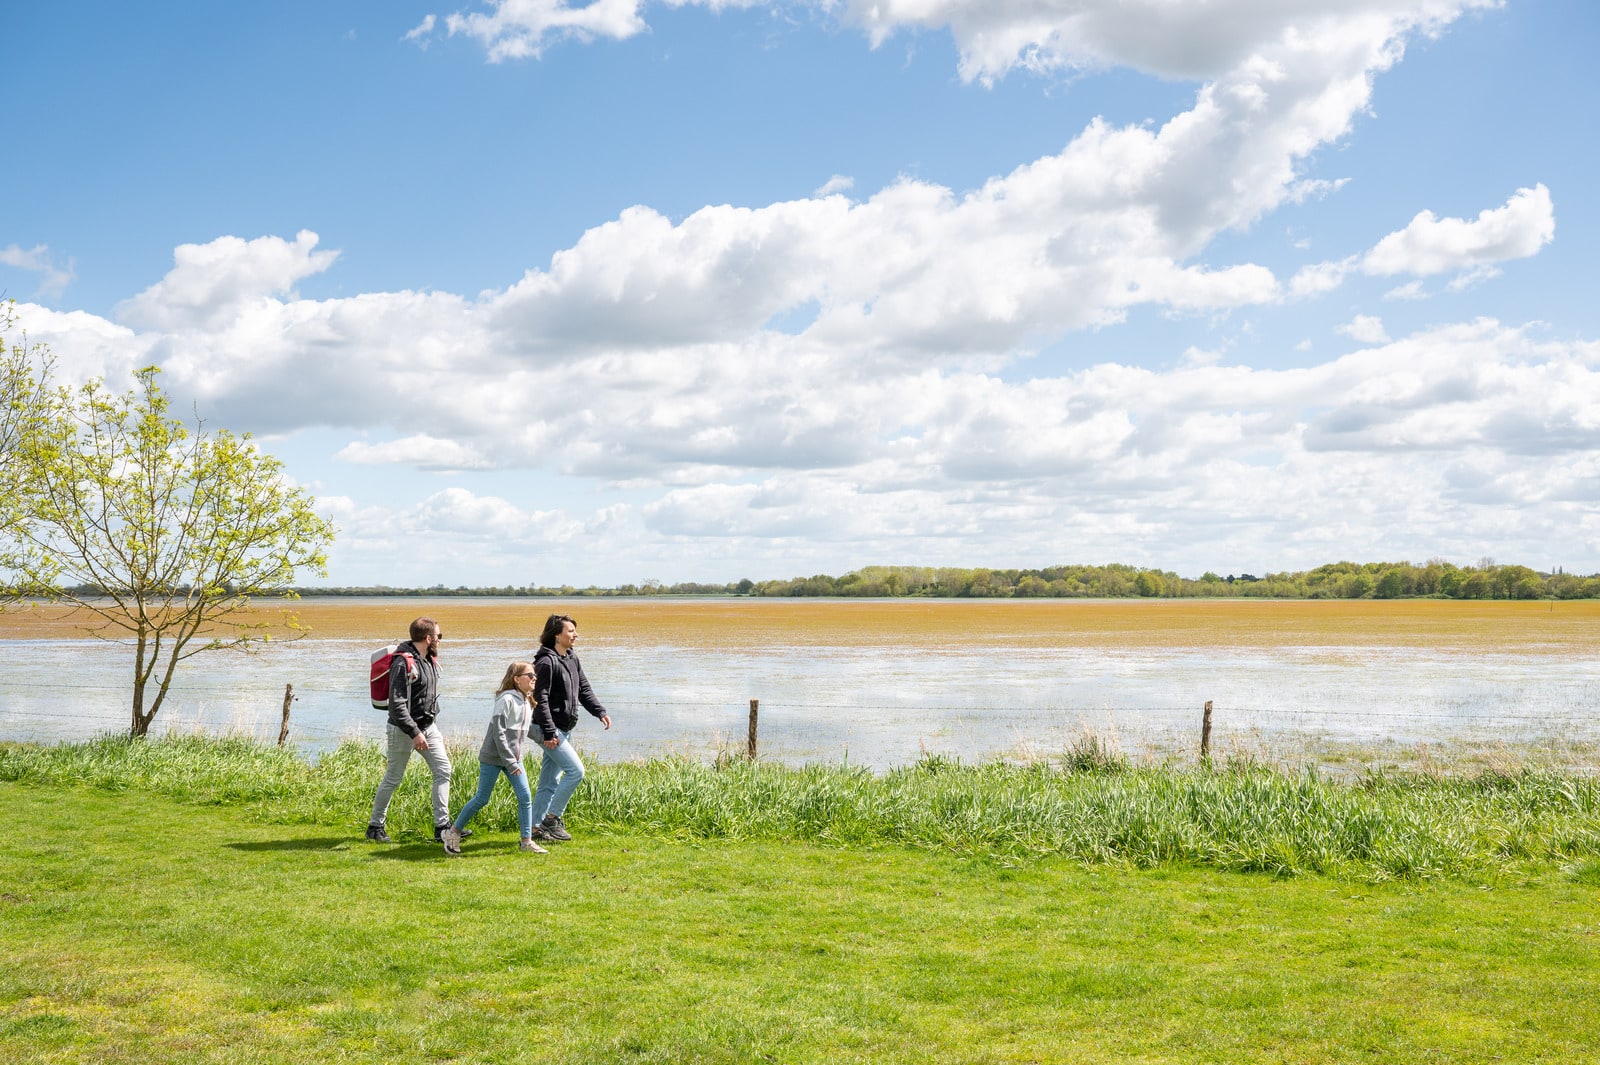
5, 733, 1599, 882
6, 597, 1599, 653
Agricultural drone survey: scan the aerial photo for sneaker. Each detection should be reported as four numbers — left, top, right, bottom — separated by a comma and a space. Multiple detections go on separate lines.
435, 824, 473, 842
365, 824, 391, 843
519, 838, 548, 854
538, 814, 573, 842
441, 826, 462, 856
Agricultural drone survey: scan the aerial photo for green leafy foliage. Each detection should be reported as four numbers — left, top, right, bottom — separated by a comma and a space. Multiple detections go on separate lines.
0, 302, 55, 555
4, 360, 335, 735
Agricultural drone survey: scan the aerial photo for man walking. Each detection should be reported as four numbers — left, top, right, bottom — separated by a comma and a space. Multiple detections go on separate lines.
366, 616, 456, 844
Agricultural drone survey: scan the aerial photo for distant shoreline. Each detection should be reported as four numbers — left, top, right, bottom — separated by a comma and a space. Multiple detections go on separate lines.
14, 559, 1595, 603
281, 559, 1598, 602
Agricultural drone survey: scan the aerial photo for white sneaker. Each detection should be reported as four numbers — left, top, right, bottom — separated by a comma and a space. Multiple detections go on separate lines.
519, 838, 547, 854
442, 826, 462, 855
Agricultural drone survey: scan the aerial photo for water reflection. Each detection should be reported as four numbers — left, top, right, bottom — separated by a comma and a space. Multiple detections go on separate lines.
5, 632, 1596, 769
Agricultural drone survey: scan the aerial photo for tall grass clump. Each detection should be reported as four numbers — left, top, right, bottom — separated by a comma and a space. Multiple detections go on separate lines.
1059, 727, 1129, 775
4, 735, 1600, 881
0, 734, 416, 832
0, 733, 315, 803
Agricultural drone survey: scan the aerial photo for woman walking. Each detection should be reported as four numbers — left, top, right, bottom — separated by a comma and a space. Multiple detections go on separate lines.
443, 662, 545, 855
529, 614, 612, 843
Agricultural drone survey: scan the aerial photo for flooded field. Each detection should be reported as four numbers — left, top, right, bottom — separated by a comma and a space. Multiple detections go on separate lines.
3, 598, 1598, 769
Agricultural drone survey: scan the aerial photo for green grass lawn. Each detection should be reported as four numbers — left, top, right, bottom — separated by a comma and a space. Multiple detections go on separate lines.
3, 780, 1599, 1063
9, 735, 1600, 880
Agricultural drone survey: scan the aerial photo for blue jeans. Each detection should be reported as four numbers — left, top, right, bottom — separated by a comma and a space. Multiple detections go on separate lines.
530, 730, 585, 823
454, 761, 534, 839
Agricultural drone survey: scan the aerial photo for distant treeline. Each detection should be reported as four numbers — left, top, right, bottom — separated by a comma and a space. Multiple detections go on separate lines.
294, 560, 1600, 601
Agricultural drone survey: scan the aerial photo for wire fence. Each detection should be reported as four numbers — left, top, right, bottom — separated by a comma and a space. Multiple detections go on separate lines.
3, 680, 1597, 773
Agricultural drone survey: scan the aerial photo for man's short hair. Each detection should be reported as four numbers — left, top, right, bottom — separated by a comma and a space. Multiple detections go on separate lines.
539, 614, 576, 649
410, 616, 439, 642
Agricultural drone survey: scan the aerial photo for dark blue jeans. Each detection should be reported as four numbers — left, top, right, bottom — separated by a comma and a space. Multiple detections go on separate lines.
454, 761, 533, 839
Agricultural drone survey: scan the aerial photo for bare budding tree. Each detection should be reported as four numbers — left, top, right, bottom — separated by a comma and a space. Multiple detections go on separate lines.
7, 352, 336, 737
0, 303, 54, 558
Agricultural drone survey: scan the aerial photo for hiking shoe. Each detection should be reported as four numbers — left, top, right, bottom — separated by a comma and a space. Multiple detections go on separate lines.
435, 824, 473, 842
441, 826, 462, 856
538, 814, 573, 842
519, 838, 548, 854
365, 824, 391, 844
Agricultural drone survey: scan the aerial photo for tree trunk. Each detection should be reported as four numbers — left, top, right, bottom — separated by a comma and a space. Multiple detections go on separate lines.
130, 630, 152, 738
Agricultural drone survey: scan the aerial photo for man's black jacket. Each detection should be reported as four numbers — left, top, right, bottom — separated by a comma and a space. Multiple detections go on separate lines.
387, 640, 440, 737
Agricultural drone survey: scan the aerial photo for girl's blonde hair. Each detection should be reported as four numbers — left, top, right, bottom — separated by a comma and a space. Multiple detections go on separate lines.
496, 661, 534, 695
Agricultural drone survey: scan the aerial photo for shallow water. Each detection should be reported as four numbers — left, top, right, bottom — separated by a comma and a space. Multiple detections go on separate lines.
5, 601, 1597, 768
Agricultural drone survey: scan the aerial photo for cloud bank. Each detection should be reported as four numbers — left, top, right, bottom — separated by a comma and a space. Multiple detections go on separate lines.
16, 0, 1592, 582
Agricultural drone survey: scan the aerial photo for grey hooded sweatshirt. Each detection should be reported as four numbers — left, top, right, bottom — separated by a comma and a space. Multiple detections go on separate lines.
478, 689, 530, 768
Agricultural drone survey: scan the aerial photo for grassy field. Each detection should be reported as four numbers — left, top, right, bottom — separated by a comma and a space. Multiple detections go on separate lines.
6, 734, 1600, 881
4, 778, 1600, 1064
5, 597, 1599, 654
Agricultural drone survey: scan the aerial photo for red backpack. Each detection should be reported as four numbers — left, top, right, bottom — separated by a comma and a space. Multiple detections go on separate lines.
369, 643, 419, 710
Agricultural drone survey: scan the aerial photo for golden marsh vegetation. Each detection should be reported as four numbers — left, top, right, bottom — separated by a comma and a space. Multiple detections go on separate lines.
6, 597, 1597, 655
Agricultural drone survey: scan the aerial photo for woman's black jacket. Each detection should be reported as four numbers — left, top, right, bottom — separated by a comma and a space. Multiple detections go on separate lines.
531, 645, 608, 742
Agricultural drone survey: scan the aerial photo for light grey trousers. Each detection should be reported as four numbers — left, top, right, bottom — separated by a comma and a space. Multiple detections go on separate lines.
369, 722, 452, 828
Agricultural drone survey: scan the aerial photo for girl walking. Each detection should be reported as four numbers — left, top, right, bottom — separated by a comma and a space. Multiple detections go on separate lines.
443, 662, 545, 855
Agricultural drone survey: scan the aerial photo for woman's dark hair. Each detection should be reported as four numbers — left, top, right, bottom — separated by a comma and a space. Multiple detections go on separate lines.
539, 614, 576, 649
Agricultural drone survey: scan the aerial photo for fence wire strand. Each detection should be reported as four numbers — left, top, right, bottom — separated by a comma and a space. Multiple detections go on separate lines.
0, 683, 1587, 726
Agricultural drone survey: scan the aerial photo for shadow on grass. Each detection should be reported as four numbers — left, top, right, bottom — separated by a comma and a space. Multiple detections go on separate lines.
225, 837, 454, 861
368, 843, 454, 862
450, 843, 545, 860
224, 837, 359, 852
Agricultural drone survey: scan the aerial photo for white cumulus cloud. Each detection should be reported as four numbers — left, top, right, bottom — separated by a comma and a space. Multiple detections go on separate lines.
1337, 314, 1390, 344
404, 13, 438, 45
1290, 184, 1556, 299
1362, 183, 1554, 277
1289, 256, 1357, 299
1384, 279, 1427, 301
0, 243, 76, 300
439, 1, 1496, 86
16, 0, 1594, 581
815, 174, 854, 196
336, 435, 495, 471
115, 230, 339, 332
443, 0, 656, 61
831, 0, 1495, 84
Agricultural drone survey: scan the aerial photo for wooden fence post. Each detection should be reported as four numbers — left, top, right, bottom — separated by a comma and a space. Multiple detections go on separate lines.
277, 683, 295, 747
747, 698, 759, 760
1200, 699, 1213, 766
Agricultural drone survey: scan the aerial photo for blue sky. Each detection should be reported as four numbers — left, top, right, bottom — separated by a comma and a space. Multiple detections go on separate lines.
5, 1, 1597, 586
